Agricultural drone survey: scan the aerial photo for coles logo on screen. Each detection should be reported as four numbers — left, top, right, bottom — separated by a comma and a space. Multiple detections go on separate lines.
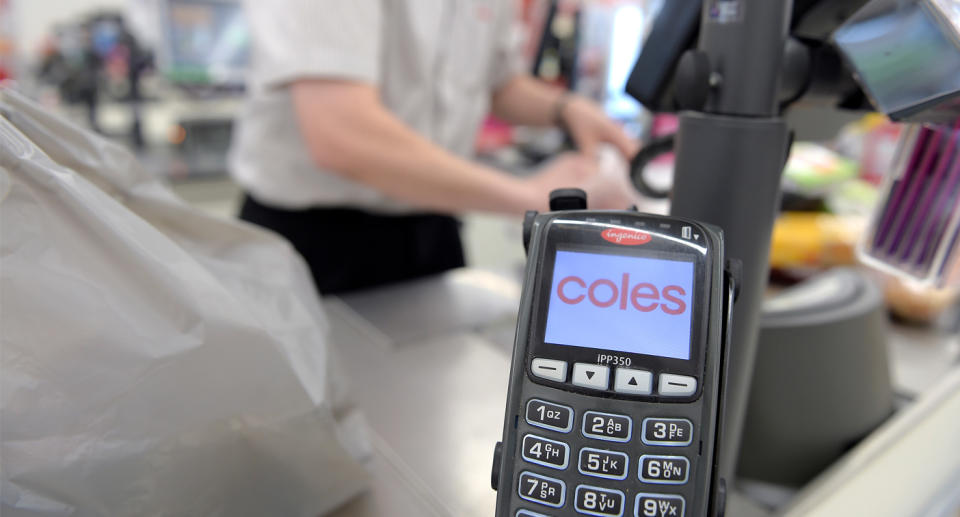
556, 273, 687, 315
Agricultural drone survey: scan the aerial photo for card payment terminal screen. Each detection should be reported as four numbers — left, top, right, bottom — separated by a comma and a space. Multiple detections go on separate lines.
544, 250, 694, 360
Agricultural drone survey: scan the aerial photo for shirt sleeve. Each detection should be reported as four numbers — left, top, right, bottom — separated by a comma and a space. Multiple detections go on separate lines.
243, 0, 382, 89
489, 0, 528, 91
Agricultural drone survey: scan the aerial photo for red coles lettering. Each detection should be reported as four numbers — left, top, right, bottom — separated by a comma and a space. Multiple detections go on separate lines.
557, 276, 586, 304
556, 273, 688, 315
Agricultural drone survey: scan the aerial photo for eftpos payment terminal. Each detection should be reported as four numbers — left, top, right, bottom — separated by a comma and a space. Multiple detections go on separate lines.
492, 190, 735, 517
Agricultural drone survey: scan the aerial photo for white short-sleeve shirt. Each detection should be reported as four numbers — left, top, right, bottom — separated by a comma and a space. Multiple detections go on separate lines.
229, 0, 525, 212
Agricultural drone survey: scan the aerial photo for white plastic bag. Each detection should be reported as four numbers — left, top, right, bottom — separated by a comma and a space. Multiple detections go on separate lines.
0, 86, 369, 516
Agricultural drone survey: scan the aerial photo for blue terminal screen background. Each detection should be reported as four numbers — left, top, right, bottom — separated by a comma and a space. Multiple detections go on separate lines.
543, 250, 694, 360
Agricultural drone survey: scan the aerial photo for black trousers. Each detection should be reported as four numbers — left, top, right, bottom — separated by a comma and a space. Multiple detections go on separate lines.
239, 195, 465, 294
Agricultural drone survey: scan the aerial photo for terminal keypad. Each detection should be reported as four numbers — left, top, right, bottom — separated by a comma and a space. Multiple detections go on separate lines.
516, 396, 695, 515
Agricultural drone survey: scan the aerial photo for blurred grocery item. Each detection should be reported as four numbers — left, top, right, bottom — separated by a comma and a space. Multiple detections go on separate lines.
825, 178, 882, 217
783, 142, 859, 195
860, 122, 960, 289
0, 0, 13, 81
834, 113, 904, 185
770, 212, 867, 270
883, 275, 959, 324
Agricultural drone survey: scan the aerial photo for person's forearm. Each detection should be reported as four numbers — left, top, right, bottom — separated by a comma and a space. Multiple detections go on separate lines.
292, 80, 542, 214
490, 75, 567, 127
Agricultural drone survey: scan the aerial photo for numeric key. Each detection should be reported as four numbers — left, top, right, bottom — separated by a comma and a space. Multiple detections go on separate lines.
635, 493, 685, 516
575, 485, 625, 516
582, 411, 631, 442
578, 447, 628, 480
518, 471, 565, 508
516, 510, 550, 517
522, 434, 570, 470
641, 418, 693, 446
526, 399, 574, 433
638, 455, 690, 485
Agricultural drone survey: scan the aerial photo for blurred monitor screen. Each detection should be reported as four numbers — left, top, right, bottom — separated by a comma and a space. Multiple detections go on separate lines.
90, 19, 122, 58
834, 0, 960, 122
605, 4, 646, 120
578, 1, 662, 121
164, 0, 249, 86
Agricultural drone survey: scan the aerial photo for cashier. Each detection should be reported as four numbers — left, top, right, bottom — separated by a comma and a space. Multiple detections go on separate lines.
229, 1, 638, 293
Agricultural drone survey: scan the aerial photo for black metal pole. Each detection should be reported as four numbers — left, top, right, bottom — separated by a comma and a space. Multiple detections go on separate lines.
669, 0, 793, 484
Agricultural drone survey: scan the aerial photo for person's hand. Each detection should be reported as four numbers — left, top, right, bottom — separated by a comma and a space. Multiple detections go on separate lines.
582, 145, 643, 210
524, 150, 639, 211
560, 95, 639, 160
524, 153, 596, 210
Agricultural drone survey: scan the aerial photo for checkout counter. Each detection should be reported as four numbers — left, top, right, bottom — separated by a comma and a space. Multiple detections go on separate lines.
320, 267, 959, 516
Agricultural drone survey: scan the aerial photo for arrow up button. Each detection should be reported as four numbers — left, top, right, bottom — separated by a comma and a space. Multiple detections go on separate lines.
572, 363, 609, 390
614, 367, 653, 395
